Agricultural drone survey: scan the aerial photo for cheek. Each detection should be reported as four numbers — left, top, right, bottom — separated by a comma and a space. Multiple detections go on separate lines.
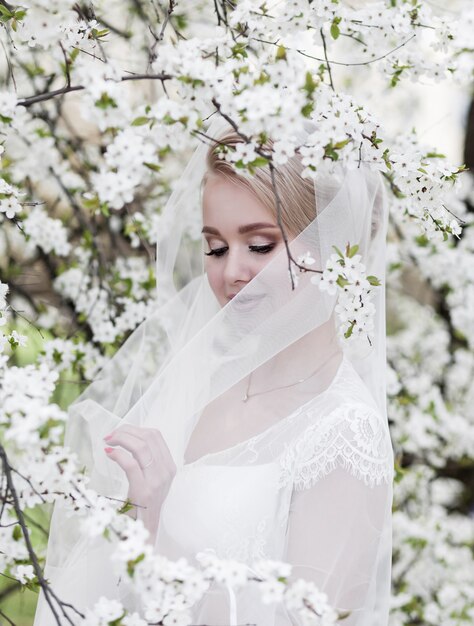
205, 261, 224, 295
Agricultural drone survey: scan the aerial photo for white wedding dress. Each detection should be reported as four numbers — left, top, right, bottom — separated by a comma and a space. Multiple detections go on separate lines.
34, 354, 393, 626
34, 144, 393, 626
147, 354, 394, 625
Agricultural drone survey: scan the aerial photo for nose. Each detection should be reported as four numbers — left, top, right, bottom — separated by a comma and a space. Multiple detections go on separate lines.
223, 246, 254, 287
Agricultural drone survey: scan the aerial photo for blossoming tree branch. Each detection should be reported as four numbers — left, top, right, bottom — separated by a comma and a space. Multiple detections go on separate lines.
0, 1, 473, 625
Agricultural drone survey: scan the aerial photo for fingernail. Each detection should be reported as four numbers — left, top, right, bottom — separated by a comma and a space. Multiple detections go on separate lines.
104, 447, 114, 453
104, 434, 112, 441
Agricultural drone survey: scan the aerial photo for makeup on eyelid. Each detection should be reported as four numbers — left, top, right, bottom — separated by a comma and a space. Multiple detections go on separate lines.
204, 243, 277, 257
203, 230, 281, 253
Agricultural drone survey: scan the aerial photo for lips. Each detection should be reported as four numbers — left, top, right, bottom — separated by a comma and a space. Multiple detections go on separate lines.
227, 293, 265, 308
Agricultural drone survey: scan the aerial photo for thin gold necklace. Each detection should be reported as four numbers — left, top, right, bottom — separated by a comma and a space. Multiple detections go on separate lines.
242, 350, 341, 402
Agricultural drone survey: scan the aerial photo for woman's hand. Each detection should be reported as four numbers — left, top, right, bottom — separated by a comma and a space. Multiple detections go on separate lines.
103, 424, 177, 545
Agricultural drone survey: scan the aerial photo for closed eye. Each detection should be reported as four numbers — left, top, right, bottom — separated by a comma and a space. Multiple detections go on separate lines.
204, 246, 228, 257
249, 243, 276, 254
204, 243, 276, 257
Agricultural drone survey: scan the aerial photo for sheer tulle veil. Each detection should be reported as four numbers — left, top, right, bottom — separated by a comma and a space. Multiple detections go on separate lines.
34, 114, 393, 625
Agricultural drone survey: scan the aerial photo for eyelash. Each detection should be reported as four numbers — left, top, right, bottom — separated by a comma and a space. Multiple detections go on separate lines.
204, 243, 276, 257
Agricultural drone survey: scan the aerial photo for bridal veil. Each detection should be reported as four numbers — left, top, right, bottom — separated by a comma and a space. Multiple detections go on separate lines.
34, 115, 394, 625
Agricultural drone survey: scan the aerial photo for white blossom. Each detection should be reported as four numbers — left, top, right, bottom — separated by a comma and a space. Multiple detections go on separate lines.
12, 564, 35, 584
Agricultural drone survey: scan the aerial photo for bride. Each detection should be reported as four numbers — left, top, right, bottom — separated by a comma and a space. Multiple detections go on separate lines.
34, 118, 394, 625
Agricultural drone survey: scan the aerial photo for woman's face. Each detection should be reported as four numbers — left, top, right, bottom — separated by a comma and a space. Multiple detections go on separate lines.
202, 175, 287, 308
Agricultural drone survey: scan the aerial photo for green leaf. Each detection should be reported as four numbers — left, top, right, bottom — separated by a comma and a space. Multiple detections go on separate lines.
347, 244, 359, 258
344, 321, 355, 338
332, 245, 344, 259
95, 93, 118, 110
70, 48, 80, 63
251, 156, 269, 168
276, 45, 287, 61
303, 71, 317, 96
82, 229, 94, 248
174, 13, 188, 30
131, 116, 149, 127
140, 273, 156, 292
324, 146, 339, 161
122, 277, 133, 297
382, 149, 392, 170
330, 17, 341, 40
83, 196, 100, 211
336, 275, 349, 288
127, 553, 145, 578
52, 348, 62, 364
25, 579, 41, 594
13, 524, 22, 541
91, 28, 109, 39
0, 5, 13, 18
389, 63, 411, 88
367, 275, 381, 286
236, 156, 269, 175
425, 151, 446, 159
301, 102, 314, 118
333, 138, 350, 150
143, 161, 161, 172
231, 42, 247, 59
415, 234, 429, 247
118, 499, 134, 515
393, 460, 407, 484
406, 537, 427, 550
177, 76, 204, 88
253, 71, 269, 86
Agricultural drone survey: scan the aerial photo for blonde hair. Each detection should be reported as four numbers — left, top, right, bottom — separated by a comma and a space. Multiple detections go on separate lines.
203, 130, 316, 237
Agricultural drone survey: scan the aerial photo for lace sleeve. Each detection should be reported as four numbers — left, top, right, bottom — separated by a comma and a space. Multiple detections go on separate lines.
279, 403, 394, 625
281, 402, 393, 491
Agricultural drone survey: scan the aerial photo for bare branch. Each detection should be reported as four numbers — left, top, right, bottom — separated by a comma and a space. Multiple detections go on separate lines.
17, 72, 173, 107
320, 27, 334, 91
296, 33, 416, 67
0, 445, 85, 626
0, 608, 17, 626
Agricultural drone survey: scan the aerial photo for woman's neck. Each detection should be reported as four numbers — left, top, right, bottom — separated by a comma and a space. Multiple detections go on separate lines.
250, 316, 341, 390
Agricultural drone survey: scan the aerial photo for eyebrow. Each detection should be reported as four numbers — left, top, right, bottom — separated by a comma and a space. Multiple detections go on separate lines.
201, 222, 279, 236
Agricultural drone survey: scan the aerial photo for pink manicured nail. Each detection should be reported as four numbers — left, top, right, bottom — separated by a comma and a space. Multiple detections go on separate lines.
103, 434, 112, 441
104, 447, 114, 453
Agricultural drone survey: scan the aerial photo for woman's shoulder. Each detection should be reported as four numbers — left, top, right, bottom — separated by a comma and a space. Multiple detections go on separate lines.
327, 353, 380, 405
280, 358, 394, 491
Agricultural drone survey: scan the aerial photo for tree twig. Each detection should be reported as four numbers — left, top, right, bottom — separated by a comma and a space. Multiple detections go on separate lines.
0, 445, 84, 626
17, 72, 173, 107
320, 27, 334, 91
297, 33, 416, 67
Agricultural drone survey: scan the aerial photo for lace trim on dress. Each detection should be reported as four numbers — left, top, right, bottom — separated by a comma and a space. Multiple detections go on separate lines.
279, 402, 393, 491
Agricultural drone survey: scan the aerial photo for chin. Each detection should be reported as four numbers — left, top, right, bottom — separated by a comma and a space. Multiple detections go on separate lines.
213, 293, 226, 308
